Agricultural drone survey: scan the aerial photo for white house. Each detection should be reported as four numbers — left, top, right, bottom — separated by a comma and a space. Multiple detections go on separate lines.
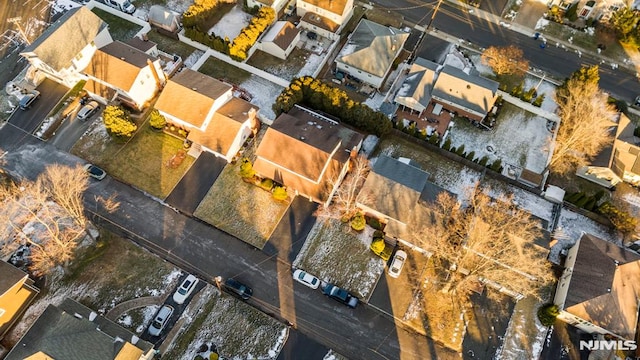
259, 21, 301, 60
335, 19, 409, 89
154, 69, 259, 162
20, 6, 112, 88
82, 41, 166, 111
297, 0, 354, 40
246, 0, 289, 15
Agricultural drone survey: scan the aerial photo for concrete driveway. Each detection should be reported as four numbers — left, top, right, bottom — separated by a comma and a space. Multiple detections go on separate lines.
164, 152, 227, 215
8, 79, 68, 134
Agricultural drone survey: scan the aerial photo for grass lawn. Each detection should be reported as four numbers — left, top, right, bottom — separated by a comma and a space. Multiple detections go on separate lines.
294, 219, 385, 300
146, 30, 198, 59
194, 161, 291, 249
541, 21, 628, 61
246, 47, 312, 80
164, 285, 287, 360
198, 56, 252, 85
71, 120, 195, 199
91, 8, 142, 41
4, 231, 180, 344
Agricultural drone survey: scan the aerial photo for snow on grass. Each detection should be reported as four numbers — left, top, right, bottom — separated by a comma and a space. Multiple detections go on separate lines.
169, 285, 287, 360
361, 135, 379, 157
294, 219, 385, 300
164, 269, 183, 286
484, 178, 555, 222
548, 209, 620, 264
118, 314, 133, 327
468, 54, 495, 76
447, 103, 552, 173
323, 350, 349, 360
296, 52, 323, 78
183, 50, 205, 68
535, 17, 550, 30
364, 92, 385, 110
53, 0, 81, 15
524, 77, 558, 113
497, 296, 548, 360
209, 5, 251, 40
240, 75, 284, 121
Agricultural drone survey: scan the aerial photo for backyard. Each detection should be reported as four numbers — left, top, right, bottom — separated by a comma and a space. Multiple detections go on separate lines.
194, 130, 291, 249
294, 219, 385, 300
91, 8, 142, 41
71, 119, 196, 199
246, 47, 323, 80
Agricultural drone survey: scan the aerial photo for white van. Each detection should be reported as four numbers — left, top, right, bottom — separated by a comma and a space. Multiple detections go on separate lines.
103, 0, 136, 14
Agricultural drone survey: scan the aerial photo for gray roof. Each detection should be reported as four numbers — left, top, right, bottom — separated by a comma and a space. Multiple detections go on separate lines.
395, 57, 439, 109
99, 41, 156, 68
336, 19, 409, 78
5, 298, 154, 360
372, 155, 429, 193
431, 65, 499, 116
22, 7, 107, 72
0, 261, 27, 296
170, 68, 233, 100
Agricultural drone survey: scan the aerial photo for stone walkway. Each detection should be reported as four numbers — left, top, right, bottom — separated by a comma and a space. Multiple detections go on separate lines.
105, 296, 164, 321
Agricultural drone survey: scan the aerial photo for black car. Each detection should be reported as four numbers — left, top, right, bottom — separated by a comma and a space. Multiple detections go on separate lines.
223, 278, 252, 300
322, 283, 358, 308
19, 90, 40, 110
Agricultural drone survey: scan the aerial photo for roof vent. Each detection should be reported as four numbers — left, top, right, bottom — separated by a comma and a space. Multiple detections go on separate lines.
300, 136, 306, 140
607, 288, 611, 292
89, 312, 97, 321
316, 125, 322, 129
192, 87, 197, 91
307, 121, 314, 125
120, 57, 126, 61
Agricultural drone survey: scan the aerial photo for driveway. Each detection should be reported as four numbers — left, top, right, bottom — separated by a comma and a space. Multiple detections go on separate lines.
277, 328, 331, 360
8, 79, 68, 134
164, 152, 227, 215
263, 196, 318, 263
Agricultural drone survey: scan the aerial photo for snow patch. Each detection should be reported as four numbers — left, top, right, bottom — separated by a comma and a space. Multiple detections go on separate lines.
209, 6, 252, 40
535, 18, 550, 30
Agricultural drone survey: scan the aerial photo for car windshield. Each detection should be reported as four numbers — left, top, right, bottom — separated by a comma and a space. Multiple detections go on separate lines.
152, 320, 162, 328
123, 0, 132, 7
88, 167, 102, 176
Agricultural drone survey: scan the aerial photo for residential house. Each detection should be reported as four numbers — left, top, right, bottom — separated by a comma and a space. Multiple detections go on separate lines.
155, 69, 259, 162
394, 58, 439, 116
335, 19, 409, 89
253, 105, 363, 205
82, 40, 166, 111
297, 0, 354, 40
357, 155, 452, 250
0, 262, 39, 341
554, 233, 640, 341
547, 0, 632, 20
578, 113, 639, 188
20, 6, 112, 88
430, 65, 499, 122
247, 0, 289, 16
5, 298, 155, 360
258, 21, 301, 60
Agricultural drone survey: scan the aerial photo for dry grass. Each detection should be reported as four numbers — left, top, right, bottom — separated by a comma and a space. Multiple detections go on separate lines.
294, 219, 384, 300
246, 47, 313, 80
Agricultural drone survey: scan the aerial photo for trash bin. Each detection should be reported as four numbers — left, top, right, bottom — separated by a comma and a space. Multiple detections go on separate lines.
533, 32, 540, 40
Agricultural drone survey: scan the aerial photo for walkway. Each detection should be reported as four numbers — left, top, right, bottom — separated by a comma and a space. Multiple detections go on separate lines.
498, 91, 561, 122
105, 296, 164, 321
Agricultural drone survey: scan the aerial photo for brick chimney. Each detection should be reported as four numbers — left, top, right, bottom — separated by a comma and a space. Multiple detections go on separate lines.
147, 59, 164, 90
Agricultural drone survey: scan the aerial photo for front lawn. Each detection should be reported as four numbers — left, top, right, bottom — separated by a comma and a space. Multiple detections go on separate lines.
91, 8, 142, 41
71, 121, 195, 199
294, 219, 385, 300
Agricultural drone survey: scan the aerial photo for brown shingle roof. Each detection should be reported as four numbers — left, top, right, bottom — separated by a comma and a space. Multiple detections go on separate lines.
187, 98, 258, 155
301, 12, 340, 32
155, 69, 232, 128
302, 0, 349, 16
22, 7, 106, 72
83, 41, 155, 92
262, 21, 300, 51
0, 261, 27, 296
124, 37, 157, 54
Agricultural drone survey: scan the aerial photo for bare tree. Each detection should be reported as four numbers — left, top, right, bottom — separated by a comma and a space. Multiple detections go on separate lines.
412, 186, 554, 304
481, 45, 529, 76
550, 77, 617, 175
315, 155, 370, 221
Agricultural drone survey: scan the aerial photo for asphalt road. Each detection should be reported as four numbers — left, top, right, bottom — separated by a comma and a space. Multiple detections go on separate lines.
49, 107, 101, 152
370, 0, 640, 102
8, 79, 68, 134
0, 141, 459, 360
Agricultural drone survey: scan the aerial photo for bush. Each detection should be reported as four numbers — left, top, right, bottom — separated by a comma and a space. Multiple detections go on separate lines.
479, 155, 489, 166
209, 353, 219, 360
366, 216, 383, 230
537, 303, 559, 326
574, 195, 590, 208
272, 186, 288, 201
149, 109, 166, 130
370, 238, 385, 254
455, 144, 466, 156
490, 159, 502, 172
228, 7, 275, 61
510, 82, 524, 97
259, 178, 274, 191
565, 2, 578, 21
428, 133, 440, 145
239, 158, 255, 179
565, 192, 584, 204
584, 197, 597, 211
373, 230, 385, 240
350, 213, 366, 231
103, 105, 137, 138
532, 93, 545, 107
466, 151, 476, 161
522, 87, 536, 102
598, 202, 638, 234
442, 138, 452, 151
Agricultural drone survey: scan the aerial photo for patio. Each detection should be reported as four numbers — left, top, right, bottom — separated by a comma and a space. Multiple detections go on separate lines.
395, 101, 453, 137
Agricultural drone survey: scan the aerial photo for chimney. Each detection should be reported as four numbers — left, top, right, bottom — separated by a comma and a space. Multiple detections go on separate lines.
350, 146, 357, 159
248, 108, 260, 133
147, 58, 164, 90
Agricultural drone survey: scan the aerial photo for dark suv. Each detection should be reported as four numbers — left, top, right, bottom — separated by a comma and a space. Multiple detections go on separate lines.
322, 283, 358, 308
223, 278, 252, 300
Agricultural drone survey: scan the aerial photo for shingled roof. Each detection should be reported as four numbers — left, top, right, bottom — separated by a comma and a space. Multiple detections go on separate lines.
22, 7, 107, 72
431, 65, 499, 117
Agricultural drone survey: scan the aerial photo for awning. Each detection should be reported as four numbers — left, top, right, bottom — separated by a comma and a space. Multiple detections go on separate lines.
432, 103, 443, 115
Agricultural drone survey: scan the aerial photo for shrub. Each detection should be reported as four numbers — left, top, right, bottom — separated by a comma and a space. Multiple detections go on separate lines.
565, 192, 583, 204
510, 82, 524, 97
594, 190, 606, 202
428, 133, 440, 145
598, 202, 638, 234
370, 238, 385, 254
350, 213, 366, 231
259, 178, 274, 191
584, 197, 597, 211
574, 195, 590, 208
532, 93, 545, 107
456, 144, 466, 156
228, 7, 275, 61
366, 216, 383, 230
522, 87, 536, 102
490, 159, 502, 172
373, 230, 385, 240
239, 158, 255, 179
272, 186, 288, 201
537, 303, 559, 326
478, 155, 489, 166
149, 109, 167, 129
450, 146, 457, 154
210, 353, 219, 360
466, 151, 476, 161
103, 105, 137, 138
194, 355, 205, 360
565, 2, 578, 21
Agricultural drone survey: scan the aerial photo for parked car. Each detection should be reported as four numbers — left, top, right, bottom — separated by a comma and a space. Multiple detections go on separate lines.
635, 95, 640, 107
322, 283, 358, 308
148, 304, 173, 336
293, 269, 320, 289
103, 0, 135, 14
83, 164, 106, 180
173, 274, 199, 304
306, 31, 317, 40
19, 90, 40, 110
388, 250, 407, 278
224, 278, 252, 300
77, 101, 100, 121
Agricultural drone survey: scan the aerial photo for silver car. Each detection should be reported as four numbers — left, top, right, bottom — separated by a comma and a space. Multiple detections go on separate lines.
77, 101, 100, 121
172, 274, 199, 304
148, 305, 173, 336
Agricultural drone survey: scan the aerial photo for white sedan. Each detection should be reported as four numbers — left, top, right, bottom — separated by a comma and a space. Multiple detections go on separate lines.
388, 250, 407, 278
172, 274, 199, 304
293, 269, 320, 289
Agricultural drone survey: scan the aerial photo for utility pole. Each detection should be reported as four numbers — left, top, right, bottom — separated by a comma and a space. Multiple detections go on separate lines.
8, 17, 30, 45
425, 0, 445, 31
